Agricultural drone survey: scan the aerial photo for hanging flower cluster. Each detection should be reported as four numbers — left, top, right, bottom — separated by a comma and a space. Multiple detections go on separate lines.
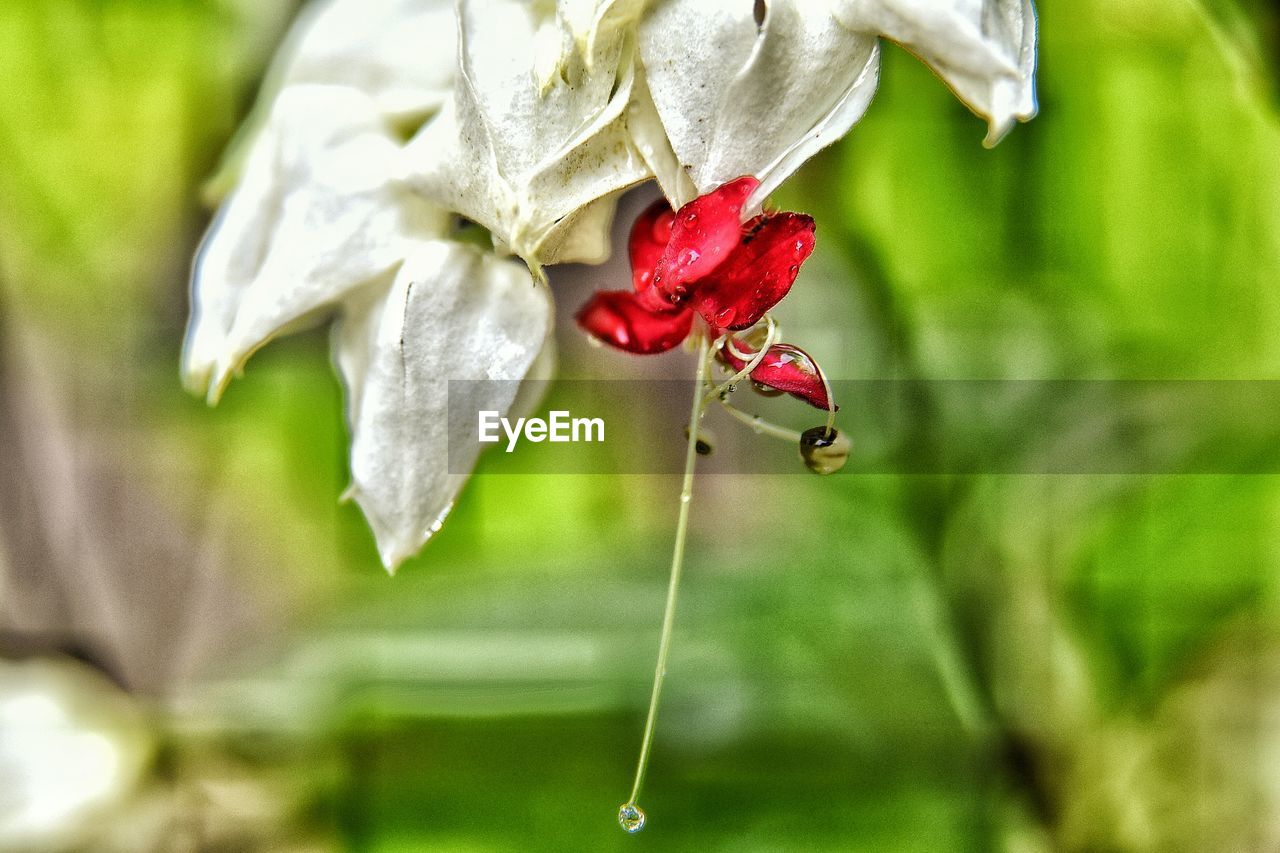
576, 175, 833, 411
183, 0, 1038, 571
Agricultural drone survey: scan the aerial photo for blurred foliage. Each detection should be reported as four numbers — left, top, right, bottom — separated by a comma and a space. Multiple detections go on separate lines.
2, 0, 1280, 851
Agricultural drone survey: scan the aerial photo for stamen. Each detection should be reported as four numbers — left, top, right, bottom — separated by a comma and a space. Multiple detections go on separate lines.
716, 396, 803, 443
818, 364, 836, 435
620, 333, 718, 831
705, 314, 777, 403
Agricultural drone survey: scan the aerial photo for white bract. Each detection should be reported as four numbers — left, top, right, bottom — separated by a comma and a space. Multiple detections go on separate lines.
405, 0, 650, 267
184, 0, 1037, 571
333, 245, 551, 568
184, 0, 553, 572
633, 0, 1036, 208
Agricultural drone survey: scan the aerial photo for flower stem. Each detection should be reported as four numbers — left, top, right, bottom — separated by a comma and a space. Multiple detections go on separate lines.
623, 338, 711, 816
716, 397, 803, 443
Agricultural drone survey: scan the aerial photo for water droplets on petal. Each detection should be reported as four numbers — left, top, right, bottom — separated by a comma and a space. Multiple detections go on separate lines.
719, 341, 834, 411
652, 176, 759, 298
576, 290, 694, 354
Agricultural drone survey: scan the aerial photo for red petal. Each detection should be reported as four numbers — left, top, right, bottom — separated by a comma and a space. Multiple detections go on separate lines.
691, 212, 815, 330
652, 176, 760, 303
629, 199, 674, 294
720, 342, 835, 410
576, 290, 693, 354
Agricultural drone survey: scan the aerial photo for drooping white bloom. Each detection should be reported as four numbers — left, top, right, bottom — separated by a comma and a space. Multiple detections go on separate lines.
204, 0, 461, 199
184, 0, 553, 571
833, 0, 1037, 146
184, 0, 1038, 572
630, 0, 1036, 207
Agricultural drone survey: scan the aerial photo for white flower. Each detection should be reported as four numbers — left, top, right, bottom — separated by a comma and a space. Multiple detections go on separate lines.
184, 0, 1038, 571
204, 0, 460, 200
184, 0, 553, 571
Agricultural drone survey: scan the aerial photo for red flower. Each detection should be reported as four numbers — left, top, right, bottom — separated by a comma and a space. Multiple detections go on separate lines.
576, 176, 831, 409
718, 341, 833, 411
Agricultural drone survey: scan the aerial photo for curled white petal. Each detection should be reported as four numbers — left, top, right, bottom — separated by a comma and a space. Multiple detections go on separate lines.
269, 0, 457, 125
184, 85, 444, 401
626, 63, 699, 207
407, 0, 650, 265
833, 0, 1038, 146
205, 0, 458, 199
639, 0, 881, 206
333, 243, 553, 571
557, 0, 646, 70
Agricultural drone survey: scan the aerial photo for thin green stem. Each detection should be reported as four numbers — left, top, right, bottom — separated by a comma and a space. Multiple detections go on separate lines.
624, 339, 712, 814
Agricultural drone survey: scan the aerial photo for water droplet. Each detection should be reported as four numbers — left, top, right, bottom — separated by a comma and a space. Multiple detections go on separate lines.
683, 424, 716, 456
653, 211, 673, 243
788, 264, 799, 275
794, 239, 805, 254
426, 501, 455, 537
714, 307, 736, 327
684, 211, 698, 224
799, 427, 850, 475
618, 804, 646, 833
677, 247, 701, 267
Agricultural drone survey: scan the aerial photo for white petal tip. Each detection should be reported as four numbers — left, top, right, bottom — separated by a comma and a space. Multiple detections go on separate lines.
180, 359, 228, 406
181, 366, 212, 400
374, 537, 414, 575
982, 108, 1037, 149
358, 498, 457, 577
205, 367, 234, 406
982, 126, 1008, 149
376, 539, 419, 576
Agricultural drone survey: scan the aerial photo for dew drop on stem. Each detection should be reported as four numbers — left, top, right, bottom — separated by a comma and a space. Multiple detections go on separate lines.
618, 803, 646, 833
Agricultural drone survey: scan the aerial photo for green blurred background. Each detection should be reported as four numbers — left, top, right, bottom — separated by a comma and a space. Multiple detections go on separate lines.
1, 0, 1279, 850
